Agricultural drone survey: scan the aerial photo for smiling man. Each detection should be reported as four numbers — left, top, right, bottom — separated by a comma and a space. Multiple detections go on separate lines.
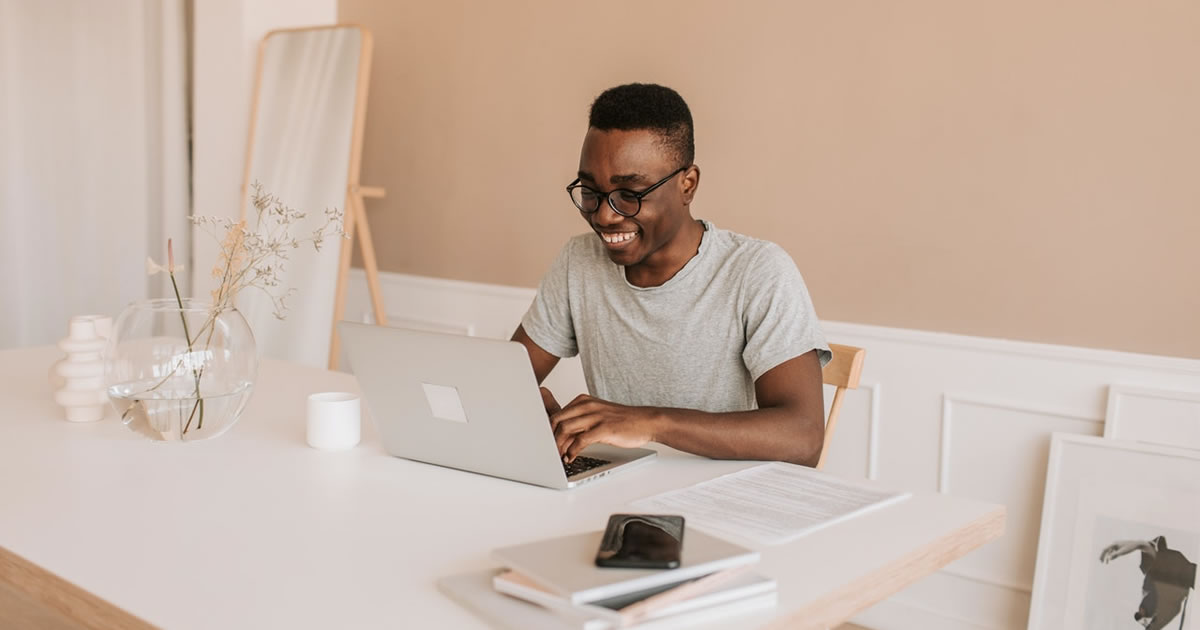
512, 83, 831, 467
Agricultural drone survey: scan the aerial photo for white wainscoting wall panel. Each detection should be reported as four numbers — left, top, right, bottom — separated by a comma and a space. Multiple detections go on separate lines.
344, 269, 1200, 630
938, 395, 1103, 596
820, 383, 881, 482
1103, 383, 1200, 449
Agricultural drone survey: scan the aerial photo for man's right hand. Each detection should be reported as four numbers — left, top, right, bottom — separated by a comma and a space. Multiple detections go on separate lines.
540, 387, 562, 416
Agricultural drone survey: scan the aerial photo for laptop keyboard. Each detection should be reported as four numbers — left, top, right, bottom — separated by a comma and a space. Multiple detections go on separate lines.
563, 455, 610, 477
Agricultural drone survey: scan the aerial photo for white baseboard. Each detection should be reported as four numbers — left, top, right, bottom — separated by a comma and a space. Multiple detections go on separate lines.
851, 597, 997, 630
345, 268, 1200, 630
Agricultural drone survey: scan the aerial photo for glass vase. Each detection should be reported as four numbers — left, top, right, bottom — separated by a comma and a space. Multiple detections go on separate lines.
103, 299, 258, 442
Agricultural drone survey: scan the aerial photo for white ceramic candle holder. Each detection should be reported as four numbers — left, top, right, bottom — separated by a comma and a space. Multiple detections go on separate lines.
51, 315, 113, 422
306, 392, 361, 450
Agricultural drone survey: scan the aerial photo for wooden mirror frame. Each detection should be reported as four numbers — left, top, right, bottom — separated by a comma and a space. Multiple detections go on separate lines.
240, 24, 388, 370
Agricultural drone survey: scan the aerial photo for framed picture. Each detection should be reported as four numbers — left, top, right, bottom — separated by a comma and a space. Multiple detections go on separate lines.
1105, 385, 1200, 450
1028, 434, 1200, 630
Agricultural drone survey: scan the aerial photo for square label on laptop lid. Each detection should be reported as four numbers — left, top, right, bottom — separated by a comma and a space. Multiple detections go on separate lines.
422, 382, 469, 423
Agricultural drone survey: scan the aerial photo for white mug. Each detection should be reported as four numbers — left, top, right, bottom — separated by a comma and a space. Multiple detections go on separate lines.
306, 392, 361, 450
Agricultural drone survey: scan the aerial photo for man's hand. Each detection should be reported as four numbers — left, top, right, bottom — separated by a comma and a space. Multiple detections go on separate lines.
550, 394, 658, 462
536, 353, 826, 466
540, 387, 562, 416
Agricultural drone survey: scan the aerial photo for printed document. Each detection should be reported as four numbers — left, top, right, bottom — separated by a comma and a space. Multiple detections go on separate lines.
630, 462, 909, 546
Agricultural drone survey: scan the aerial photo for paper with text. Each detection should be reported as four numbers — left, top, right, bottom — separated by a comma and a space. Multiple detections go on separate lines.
630, 462, 910, 546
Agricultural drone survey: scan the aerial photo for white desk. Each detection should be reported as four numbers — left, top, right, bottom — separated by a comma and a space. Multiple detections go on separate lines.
0, 346, 1004, 630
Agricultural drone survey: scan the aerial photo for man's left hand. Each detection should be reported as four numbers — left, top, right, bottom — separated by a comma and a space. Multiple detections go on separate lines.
549, 394, 658, 462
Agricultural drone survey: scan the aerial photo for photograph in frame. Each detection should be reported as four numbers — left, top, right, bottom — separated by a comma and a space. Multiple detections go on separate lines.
1028, 434, 1200, 630
1087, 515, 1197, 630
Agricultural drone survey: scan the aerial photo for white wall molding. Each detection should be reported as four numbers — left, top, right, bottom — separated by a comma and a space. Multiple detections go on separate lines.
382, 315, 476, 337
938, 568, 1033, 596
935, 393, 1105, 601
938, 393, 1104, 495
852, 597, 998, 630
358, 269, 538, 304
866, 383, 882, 481
822, 320, 1199, 374
820, 382, 881, 482
1103, 383, 1200, 449
943, 393, 1106, 425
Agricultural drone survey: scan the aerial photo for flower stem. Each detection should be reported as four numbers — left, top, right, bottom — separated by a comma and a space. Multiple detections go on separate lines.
170, 272, 192, 345
169, 270, 205, 434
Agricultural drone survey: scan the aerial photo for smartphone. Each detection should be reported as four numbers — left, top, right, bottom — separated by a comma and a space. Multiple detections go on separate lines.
594, 514, 685, 569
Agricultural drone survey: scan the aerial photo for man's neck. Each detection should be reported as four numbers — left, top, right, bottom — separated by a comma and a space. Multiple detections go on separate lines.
624, 219, 705, 288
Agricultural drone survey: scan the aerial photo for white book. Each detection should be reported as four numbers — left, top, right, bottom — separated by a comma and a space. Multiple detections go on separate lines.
493, 570, 626, 625
491, 528, 759, 604
438, 569, 778, 630
493, 567, 777, 627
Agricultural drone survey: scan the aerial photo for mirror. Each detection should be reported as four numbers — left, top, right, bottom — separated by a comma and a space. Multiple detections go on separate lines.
239, 24, 387, 369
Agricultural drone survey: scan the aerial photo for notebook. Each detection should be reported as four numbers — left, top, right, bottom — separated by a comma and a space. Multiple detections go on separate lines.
491, 528, 759, 604
438, 569, 777, 630
493, 568, 777, 627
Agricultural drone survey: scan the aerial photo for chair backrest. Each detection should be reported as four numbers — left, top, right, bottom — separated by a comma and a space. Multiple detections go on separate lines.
817, 343, 866, 470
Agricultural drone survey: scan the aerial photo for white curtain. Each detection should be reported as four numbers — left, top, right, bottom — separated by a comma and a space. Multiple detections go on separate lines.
0, 0, 190, 349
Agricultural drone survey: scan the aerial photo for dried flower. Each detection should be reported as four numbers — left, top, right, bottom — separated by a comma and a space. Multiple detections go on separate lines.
130, 183, 348, 436
190, 182, 346, 320
146, 238, 186, 276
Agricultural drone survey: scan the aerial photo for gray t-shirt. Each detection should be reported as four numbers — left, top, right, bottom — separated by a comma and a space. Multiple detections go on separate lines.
521, 220, 830, 413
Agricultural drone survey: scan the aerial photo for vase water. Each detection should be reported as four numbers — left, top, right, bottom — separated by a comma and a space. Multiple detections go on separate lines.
104, 299, 258, 442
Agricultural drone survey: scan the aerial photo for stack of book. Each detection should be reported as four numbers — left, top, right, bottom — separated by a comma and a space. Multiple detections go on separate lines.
438, 528, 777, 629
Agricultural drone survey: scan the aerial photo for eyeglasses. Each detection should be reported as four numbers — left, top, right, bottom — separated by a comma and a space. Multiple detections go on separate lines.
566, 166, 688, 218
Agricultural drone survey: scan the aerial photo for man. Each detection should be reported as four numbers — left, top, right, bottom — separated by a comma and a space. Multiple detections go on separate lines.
512, 83, 830, 467
1100, 536, 1196, 629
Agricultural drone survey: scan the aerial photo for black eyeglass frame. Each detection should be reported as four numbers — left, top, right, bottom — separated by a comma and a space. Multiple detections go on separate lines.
565, 166, 689, 217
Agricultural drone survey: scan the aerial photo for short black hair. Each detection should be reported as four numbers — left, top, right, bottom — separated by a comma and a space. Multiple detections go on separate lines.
588, 83, 694, 168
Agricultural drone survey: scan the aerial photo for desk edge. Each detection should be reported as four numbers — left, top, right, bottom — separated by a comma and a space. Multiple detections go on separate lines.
0, 544, 158, 630
762, 502, 1007, 630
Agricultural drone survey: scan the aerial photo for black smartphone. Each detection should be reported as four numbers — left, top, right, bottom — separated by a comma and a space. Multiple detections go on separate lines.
594, 514, 685, 569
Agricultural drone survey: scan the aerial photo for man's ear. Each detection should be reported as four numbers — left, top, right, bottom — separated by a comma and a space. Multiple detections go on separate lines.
680, 165, 700, 204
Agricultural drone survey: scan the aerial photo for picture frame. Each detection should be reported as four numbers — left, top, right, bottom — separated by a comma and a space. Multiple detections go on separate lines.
1028, 434, 1200, 630
1104, 384, 1200, 450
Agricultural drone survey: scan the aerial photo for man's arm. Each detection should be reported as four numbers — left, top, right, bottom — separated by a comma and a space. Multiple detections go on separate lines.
512, 325, 560, 383
551, 350, 826, 467
511, 325, 565, 414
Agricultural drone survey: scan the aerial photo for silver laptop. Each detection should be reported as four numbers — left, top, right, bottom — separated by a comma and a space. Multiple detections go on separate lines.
338, 322, 656, 489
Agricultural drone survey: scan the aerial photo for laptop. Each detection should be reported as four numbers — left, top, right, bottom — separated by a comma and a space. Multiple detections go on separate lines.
337, 321, 656, 489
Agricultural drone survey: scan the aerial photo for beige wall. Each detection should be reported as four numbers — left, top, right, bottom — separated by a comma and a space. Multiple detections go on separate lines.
340, 0, 1200, 359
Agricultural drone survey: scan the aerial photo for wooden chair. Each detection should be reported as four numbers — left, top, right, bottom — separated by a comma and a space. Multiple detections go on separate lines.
817, 343, 866, 470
